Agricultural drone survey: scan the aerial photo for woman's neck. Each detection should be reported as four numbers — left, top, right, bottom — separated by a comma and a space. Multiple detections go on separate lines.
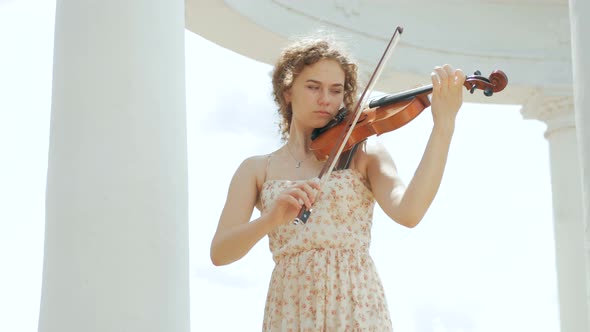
286, 125, 314, 157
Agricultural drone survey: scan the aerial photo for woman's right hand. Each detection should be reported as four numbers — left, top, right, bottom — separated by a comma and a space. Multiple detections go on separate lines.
264, 178, 321, 227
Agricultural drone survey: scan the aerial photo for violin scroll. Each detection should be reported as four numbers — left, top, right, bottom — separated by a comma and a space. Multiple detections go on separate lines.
464, 70, 508, 97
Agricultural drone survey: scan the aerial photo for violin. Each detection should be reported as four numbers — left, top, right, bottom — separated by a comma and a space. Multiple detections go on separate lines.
309, 70, 509, 161
294, 26, 508, 225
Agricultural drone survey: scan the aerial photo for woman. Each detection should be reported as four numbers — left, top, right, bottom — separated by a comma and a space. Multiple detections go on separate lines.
210, 35, 465, 331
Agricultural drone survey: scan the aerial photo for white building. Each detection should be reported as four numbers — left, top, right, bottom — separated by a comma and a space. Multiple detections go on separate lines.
38, 1, 589, 331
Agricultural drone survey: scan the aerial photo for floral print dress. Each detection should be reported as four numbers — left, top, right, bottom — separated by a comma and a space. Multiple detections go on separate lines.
259, 168, 393, 331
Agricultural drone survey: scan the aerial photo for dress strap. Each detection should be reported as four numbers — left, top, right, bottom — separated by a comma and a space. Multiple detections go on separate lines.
257, 153, 274, 212
262, 153, 273, 184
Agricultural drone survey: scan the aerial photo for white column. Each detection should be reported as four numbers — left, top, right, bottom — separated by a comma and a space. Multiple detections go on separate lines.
38, 1, 190, 332
522, 88, 589, 332
568, 1, 590, 329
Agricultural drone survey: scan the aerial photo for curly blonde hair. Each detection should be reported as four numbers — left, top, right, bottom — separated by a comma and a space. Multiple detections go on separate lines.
271, 35, 359, 141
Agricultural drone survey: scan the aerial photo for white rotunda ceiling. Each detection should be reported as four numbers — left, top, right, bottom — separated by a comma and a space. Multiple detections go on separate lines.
186, 0, 572, 105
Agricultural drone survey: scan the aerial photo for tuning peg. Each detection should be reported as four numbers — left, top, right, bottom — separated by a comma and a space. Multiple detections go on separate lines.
484, 88, 493, 96
470, 84, 477, 94
474, 70, 481, 76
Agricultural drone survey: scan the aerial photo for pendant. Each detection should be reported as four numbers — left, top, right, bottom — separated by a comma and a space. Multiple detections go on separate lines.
295, 161, 301, 168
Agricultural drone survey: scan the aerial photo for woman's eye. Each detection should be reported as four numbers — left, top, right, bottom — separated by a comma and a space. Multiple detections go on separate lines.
307, 85, 319, 90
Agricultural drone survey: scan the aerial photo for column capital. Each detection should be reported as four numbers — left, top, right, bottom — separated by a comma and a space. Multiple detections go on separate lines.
521, 86, 575, 138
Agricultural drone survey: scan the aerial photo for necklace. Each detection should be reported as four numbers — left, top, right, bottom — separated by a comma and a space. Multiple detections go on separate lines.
285, 143, 311, 168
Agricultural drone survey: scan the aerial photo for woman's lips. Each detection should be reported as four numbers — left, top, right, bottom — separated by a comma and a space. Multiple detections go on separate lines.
315, 110, 332, 117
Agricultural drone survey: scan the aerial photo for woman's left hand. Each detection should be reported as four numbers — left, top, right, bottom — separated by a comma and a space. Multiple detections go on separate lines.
430, 64, 466, 127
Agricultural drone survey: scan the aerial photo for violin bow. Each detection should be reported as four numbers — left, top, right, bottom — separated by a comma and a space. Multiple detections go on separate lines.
294, 26, 404, 225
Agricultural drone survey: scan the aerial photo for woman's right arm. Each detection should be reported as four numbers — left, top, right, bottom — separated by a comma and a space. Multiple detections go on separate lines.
210, 157, 320, 266
210, 157, 273, 266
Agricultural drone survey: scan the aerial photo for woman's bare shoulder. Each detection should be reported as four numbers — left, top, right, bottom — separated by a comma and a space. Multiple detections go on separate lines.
235, 152, 276, 188
240, 154, 270, 168
352, 139, 388, 165
362, 139, 389, 156
351, 139, 397, 179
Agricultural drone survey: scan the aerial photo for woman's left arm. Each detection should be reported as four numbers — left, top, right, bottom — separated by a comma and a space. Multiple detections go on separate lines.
368, 64, 465, 228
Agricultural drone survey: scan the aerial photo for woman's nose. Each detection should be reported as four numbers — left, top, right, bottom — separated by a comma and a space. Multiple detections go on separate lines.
318, 89, 330, 105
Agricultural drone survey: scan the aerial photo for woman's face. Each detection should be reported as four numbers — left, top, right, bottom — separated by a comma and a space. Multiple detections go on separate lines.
284, 59, 345, 129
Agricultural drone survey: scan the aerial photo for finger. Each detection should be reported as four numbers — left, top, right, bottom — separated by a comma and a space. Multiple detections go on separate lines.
299, 183, 317, 203
442, 64, 455, 89
431, 71, 441, 93
277, 193, 303, 211
434, 66, 449, 90
433, 67, 449, 96
292, 187, 312, 208
309, 177, 321, 189
287, 196, 303, 210
454, 68, 466, 86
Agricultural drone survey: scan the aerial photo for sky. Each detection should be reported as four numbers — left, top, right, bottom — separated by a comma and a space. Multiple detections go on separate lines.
0, 1, 560, 331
